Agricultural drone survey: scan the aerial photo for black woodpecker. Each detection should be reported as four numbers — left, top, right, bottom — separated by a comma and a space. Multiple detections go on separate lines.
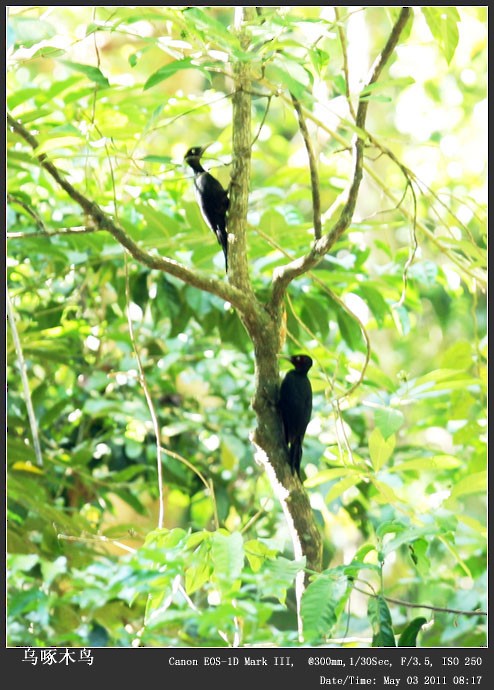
278, 354, 313, 479
184, 145, 229, 272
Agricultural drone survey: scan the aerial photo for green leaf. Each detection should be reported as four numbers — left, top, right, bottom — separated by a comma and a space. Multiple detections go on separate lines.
389, 454, 461, 474
373, 406, 405, 439
446, 471, 487, 501
422, 7, 460, 64
398, 617, 427, 647
369, 427, 395, 472
70, 443, 95, 467
111, 465, 146, 483
357, 285, 392, 327
353, 544, 377, 563
184, 7, 240, 49
124, 438, 143, 460
82, 397, 149, 421
382, 526, 438, 558
372, 480, 401, 505
211, 531, 244, 583
30, 46, 66, 60
337, 307, 363, 350
300, 295, 330, 339
368, 595, 396, 647
144, 58, 211, 90
304, 466, 358, 488
407, 260, 438, 287
265, 556, 306, 589
325, 475, 362, 504
143, 527, 187, 551
58, 60, 110, 87
439, 238, 486, 269
402, 369, 481, 400
7, 436, 37, 465
265, 55, 312, 99
185, 556, 212, 595
144, 590, 170, 626
360, 76, 415, 99
301, 574, 348, 640
376, 520, 405, 540
11, 461, 43, 475
141, 155, 174, 165
41, 556, 67, 586
408, 538, 430, 577
440, 341, 473, 370
244, 539, 277, 573
185, 531, 211, 550
342, 558, 380, 578
34, 136, 84, 156
392, 304, 410, 336
7, 553, 40, 574
309, 47, 330, 75
333, 74, 347, 96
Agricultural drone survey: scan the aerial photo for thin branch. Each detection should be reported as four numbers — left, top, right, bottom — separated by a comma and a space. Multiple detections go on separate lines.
270, 7, 412, 309
7, 290, 43, 467
103, 116, 168, 533
250, 93, 272, 149
291, 93, 322, 240
334, 7, 357, 121
365, 133, 419, 306
240, 497, 271, 535
332, 397, 357, 467
6, 113, 253, 315
124, 257, 166, 530
57, 533, 137, 554
364, 157, 486, 286
160, 446, 219, 530
384, 596, 487, 618
266, 90, 485, 288
352, 583, 486, 618
7, 193, 48, 233
326, 289, 372, 403
7, 226, 98, 239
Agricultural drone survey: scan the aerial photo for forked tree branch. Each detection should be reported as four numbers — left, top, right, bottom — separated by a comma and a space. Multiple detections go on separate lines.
270, 7, 412, 310
6, 113, 253, 316
291, 93, 322, 241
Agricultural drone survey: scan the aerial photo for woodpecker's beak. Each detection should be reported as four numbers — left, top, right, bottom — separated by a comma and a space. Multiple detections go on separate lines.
277, 354, 292, 363
198, 142, 213, 157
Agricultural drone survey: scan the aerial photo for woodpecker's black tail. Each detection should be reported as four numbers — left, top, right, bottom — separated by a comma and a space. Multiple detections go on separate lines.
216, 229, 228, 272
289, 438, 303, 479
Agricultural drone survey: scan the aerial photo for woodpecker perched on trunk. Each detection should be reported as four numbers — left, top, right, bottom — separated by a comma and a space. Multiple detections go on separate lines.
278, 354, 313, 478
184, 145, 229, 272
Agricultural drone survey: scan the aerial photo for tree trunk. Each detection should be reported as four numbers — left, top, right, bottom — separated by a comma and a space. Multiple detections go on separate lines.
229, 8, 323, 580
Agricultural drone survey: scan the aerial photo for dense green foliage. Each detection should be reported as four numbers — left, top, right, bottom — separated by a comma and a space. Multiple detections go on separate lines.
7, 6, 486, 648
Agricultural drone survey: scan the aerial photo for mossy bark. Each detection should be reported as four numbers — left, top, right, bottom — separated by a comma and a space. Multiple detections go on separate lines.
229, 8, 323, 580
